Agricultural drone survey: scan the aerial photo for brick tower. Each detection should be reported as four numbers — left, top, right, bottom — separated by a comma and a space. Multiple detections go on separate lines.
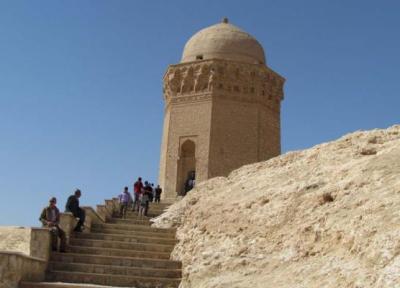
159, 18, 285, 200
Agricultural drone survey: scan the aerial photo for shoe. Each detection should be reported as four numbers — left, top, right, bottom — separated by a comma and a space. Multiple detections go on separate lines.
73, 227, 83, 233
59, 249, 67, 253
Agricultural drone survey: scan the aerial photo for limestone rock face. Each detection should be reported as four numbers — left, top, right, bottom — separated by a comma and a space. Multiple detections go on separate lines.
153, 125, 400, 288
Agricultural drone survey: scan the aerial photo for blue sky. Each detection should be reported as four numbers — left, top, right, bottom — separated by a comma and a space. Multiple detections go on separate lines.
0, 1, 399, 227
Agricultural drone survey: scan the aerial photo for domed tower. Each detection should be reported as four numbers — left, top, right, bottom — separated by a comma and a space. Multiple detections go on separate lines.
159, 19, 285, 200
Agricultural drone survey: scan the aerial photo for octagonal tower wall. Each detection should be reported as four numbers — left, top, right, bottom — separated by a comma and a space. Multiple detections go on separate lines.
159, 59, 284, 200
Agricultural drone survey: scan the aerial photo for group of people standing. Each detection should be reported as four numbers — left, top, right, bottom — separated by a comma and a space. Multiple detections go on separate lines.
39, 189, 86, 252
39, 178, 163, 253
118, 177, 162, 218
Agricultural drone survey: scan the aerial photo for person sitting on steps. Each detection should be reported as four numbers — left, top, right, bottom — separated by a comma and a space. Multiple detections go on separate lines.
65, 189, 86, 232
39, 197, 66, 252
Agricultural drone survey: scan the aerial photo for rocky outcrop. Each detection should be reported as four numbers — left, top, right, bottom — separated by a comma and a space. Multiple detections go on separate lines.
153, 125, 400, 288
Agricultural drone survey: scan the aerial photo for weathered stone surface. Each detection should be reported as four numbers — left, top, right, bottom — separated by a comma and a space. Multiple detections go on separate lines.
30, 228, 51, 260
0, 252, 46, 288
0, 227, 51, 261
59, 213, 78, 243
82, 206, 103, 226
181, 19, 265, 64
0, 227, 31, 255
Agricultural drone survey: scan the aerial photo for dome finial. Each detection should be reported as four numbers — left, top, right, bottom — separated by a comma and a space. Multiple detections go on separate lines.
222, 17, 229, 24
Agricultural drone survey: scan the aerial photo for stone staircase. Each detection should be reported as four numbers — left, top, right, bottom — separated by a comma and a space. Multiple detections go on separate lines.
20, 203, 181, 288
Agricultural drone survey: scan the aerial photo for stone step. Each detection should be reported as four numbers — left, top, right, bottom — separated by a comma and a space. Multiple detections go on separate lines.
107, 217, 151, 227
69, 238, 174, 253
90, 227, 176, 239
119, 205, 168, 212
147, 204, 170, 210
51, 252, 182, 269
110, 213, 152, 219
67, 244, 171, 260
126, 209, 166, 215
120, 212, 163, 219
108, 217, 151, 225
115, 205, 169, 214
48, 261, 181, 278
45, 270, 181, 287
92, 223, 176, 234
115, 215, 164, 222
148, 203, 170, 207
20, 282, 120, 288
74, 231, 177, 245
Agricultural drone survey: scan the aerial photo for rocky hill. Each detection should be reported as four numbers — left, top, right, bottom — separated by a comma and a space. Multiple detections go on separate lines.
153, 125, 400, 288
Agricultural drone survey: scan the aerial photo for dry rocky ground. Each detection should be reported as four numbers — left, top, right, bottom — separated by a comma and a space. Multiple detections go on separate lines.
153, 125, 400, 288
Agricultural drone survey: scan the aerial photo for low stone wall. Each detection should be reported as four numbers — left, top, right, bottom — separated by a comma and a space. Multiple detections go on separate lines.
0, 252, 46, 288
29, 228, 51, 261
59, 212, 78, 242
96, 205, 109, 222
0, 227, 51, 260
83, 206, 104, 226
0, 227, 30, 255
0, 208, 105, 287
0, 215, 78, 287
106, 199, 117, 216
96, 198, 120, 221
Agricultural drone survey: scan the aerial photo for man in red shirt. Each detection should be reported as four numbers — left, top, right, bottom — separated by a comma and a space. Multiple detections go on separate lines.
133, 177, 143, 211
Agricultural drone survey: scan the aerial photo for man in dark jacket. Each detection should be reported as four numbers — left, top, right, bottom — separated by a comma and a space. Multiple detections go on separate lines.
39, 197, 66, 252
155, 185, 162, 203
143, 183, 153, 216
65, 189, 85, 232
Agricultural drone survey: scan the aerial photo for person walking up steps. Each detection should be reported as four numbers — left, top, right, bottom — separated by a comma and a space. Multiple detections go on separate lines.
118, 186, 132, 218
133, 177, 143, 211
150, 183, 155, 202
138, 189, 149, 217
155, 184, 162, 203
143, 182, 153, 216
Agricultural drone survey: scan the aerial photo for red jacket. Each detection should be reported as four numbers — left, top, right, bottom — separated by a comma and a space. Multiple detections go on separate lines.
134, 181, 143, 194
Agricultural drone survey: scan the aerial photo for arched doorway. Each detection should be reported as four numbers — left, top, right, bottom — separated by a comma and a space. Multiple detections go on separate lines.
176, 140, 196, 196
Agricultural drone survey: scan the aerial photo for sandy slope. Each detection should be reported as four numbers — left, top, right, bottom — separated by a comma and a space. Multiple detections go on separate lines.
153, 125, 400, 288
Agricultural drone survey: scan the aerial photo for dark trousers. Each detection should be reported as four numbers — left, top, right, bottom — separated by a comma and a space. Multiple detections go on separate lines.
72, 208, 86, 231
50, 226, 66, 252
119, 203, 128, 218
155, 194, 161, 203
133, 193, 140, 211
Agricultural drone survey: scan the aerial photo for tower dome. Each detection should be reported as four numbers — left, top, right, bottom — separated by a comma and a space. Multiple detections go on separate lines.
181, 18, 266, 64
